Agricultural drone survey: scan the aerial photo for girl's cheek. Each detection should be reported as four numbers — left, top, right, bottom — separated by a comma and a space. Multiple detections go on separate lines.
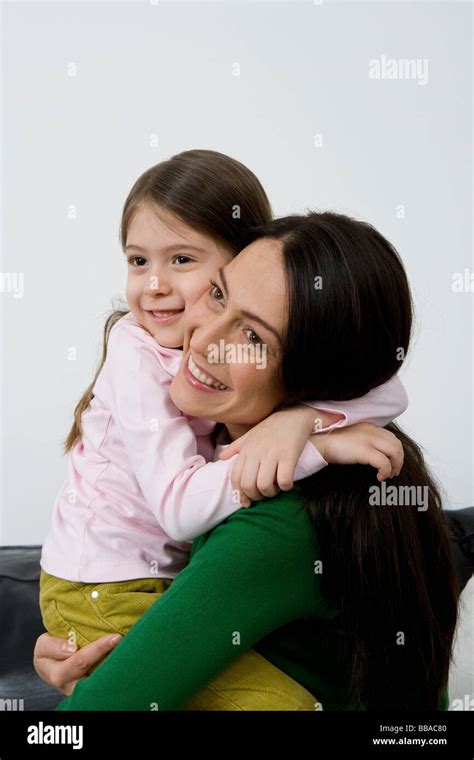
183, 281, 209, 309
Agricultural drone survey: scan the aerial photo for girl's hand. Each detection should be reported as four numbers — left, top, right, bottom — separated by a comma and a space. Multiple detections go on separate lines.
33, 632, 122, 696
218, 405, 341, 507
312, 422, 404, 481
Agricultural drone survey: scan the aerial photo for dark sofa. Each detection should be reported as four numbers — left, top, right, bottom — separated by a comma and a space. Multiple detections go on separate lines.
1, 508, 473, 711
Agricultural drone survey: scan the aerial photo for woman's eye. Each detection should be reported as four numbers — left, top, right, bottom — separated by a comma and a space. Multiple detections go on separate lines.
173, 255, 193, 265
128, 256, 147, 267
244, 328, 263, 345
209, 281, 225, 303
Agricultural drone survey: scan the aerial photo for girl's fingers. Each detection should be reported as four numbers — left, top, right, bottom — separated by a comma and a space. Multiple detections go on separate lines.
239, 457, 264, 503
368, 450, 392, 481
275, 459, 297, 492
256, 458, 280, 498
372, 433, 404, 477
230, 454, 251, 507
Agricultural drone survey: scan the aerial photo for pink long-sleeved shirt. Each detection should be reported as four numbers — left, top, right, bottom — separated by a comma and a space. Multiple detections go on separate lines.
40, 313, 408, 583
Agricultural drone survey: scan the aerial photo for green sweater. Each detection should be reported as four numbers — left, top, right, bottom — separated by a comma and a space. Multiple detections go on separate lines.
54, 487, 447, 711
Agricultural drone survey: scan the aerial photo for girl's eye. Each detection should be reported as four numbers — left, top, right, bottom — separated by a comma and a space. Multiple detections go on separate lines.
244, 328, 263, 346
173, 255, 193, 265
128, 256, 147, 267
209, 280, 225, 304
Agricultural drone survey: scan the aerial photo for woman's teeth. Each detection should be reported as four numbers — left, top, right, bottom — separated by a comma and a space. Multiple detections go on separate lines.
151, 310, 181, 317
188, 355, 228, 390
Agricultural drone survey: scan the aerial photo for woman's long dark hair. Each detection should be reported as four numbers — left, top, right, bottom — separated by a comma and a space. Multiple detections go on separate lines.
250, 212, 459, 710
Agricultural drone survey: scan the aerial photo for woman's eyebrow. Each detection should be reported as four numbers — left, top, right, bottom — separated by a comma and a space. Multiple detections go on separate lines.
217, 268, 282, 347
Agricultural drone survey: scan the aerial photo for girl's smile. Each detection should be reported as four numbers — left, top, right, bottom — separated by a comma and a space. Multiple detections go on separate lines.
145, 308, 184, 326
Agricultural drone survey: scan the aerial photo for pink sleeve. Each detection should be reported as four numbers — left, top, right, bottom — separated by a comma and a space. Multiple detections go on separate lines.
302, 374, 408, 432
293, 440, 328, 481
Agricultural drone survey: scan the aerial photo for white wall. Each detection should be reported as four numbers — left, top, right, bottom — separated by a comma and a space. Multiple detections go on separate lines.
1, 0, 472, 544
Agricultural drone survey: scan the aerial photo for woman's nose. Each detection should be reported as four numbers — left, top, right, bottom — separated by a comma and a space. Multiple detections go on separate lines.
188, 302, 227, 360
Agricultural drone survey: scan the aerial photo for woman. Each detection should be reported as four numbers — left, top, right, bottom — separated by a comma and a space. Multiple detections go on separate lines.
34, 211, 459, 710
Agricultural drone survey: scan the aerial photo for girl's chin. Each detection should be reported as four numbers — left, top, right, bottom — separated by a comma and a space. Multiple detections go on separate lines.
151, 329, 182, 348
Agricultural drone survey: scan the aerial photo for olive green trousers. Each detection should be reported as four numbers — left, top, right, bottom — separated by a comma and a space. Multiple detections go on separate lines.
39, 569, 322, 711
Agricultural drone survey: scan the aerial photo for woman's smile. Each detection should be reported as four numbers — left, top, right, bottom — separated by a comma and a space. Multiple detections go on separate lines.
184, 352, 230, 392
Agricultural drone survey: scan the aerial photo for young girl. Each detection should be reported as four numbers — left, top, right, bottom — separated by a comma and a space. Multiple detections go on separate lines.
39, 149, 407, 709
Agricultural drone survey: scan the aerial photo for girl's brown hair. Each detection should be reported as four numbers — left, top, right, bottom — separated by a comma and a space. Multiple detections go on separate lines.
64, 149, 272, 452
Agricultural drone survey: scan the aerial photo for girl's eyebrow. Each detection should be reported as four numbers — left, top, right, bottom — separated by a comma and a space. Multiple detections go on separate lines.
125, 243, 206, 254
217, 268, 282, 348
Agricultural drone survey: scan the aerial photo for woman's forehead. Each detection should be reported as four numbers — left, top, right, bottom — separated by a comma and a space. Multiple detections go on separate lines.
224, 240, 287, 331
229, 238, 284, 282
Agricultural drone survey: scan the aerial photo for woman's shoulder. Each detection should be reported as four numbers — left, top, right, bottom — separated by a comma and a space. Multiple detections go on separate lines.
195, 485, 319, 566
190, 485, 332, 620
235, 483, 312, 526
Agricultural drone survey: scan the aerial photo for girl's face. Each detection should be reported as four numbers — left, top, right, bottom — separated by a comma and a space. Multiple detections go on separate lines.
169, 239, 288, 441
125, 203, 235, 348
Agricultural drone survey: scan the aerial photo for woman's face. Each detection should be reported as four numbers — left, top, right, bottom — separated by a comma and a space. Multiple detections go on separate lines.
169, 238, 288, 439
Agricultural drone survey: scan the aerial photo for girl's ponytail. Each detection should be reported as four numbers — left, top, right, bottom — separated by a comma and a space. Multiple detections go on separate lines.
63, 307, 128, 453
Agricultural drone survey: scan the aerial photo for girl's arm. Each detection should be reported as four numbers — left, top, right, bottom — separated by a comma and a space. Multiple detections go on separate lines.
303, 374, 408, 431
54, 491, 321, 711
219, 376, 408, 501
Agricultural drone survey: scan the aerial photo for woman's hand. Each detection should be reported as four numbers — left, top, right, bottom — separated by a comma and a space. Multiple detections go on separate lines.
312, 422, 404, 481
33, 632, 122, 696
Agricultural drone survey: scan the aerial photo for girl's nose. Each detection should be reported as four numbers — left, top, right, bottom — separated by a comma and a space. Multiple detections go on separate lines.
143, 269, 171, 296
